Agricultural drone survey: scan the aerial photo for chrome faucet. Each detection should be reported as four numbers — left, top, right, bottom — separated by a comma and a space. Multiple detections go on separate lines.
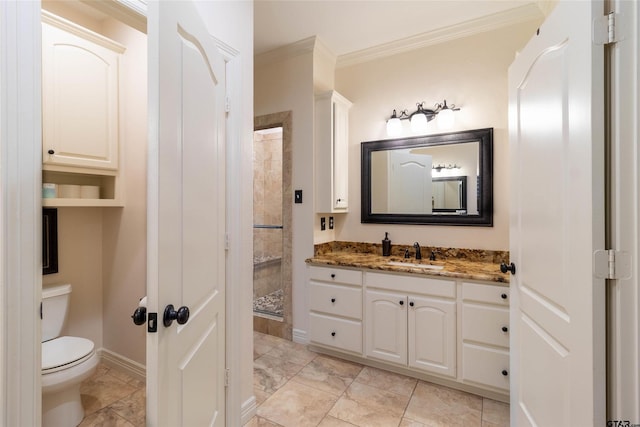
413, 242, 422, 260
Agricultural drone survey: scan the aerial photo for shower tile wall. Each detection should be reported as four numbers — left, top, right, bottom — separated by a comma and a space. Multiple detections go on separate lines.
253, 131, 283, 303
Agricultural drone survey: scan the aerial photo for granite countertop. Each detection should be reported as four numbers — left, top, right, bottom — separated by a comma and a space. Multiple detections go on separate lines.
306, 242, 510, 284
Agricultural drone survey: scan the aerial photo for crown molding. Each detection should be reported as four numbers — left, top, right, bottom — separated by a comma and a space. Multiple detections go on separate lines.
255, 36, 317, 68
336, 3, 544, 69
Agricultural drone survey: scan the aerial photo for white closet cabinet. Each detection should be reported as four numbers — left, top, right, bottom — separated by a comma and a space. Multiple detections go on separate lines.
314, 91, 352, 213
41, 12, 125, 207
365, 272, 457, 378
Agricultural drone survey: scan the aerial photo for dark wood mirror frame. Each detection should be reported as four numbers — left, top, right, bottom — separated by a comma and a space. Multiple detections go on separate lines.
43, 208, 58, 275
361, 127, 493, 226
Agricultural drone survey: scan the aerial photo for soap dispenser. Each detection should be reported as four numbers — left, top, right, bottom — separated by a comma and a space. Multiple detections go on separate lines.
382, 232, 392, 256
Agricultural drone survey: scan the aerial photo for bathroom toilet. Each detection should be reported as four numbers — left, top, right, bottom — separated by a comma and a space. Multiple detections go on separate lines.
42, 284, 98, 427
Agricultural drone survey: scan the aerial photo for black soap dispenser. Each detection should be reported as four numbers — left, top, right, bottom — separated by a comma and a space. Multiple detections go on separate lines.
382, 232, 392, 257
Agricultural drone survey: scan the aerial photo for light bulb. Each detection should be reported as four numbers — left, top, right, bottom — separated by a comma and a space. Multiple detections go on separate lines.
386, 117, 402, 136
410, 113, 427, 133
438, 108, 454, 129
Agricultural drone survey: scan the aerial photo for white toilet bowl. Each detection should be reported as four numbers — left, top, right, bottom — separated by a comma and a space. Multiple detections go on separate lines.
42, 336, 99, 427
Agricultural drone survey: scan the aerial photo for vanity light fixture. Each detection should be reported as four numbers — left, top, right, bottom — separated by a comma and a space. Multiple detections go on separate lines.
432, 163, 461, 172
386, 100, 460, 136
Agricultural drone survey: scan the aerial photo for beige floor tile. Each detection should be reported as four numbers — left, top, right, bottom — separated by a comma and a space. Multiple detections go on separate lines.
107, 388, 146, 426
80, 372, 138, 415
400, 418, 427, 427
290, 355, 363, 396
254, 332, 281, 359
482, 399, 509, 427
78, 408, 136, 427
404, 381, 482, 427
354, 366, 418, 398
257, 381, 339, 427
266, 339, 319, 366
254, 353, 305, 395
244, 415, 284, 426
328, 381, 410, 427
318, 415, 359, 426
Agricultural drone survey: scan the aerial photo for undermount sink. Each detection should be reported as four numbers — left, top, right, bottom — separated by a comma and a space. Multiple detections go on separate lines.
387, 261, 444, 270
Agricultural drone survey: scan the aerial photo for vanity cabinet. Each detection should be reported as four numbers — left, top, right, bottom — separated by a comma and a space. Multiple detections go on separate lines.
365, 272, 457, 378
308, 266, 363, 354
41, 12, 125, 207
314, 91, 352, 213
461, 282, 510, 392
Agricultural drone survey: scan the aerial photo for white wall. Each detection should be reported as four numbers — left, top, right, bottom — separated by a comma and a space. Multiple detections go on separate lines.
255, 44, 315, 341
333, 21, 540, 251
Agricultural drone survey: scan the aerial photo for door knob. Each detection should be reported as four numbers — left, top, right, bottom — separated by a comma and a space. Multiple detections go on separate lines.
47, 149, 55, 155
500, 262, 516, 275
163, 304, 190, 327
131, 307, 147, 325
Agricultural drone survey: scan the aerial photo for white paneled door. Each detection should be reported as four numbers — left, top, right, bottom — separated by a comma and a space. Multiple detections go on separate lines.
147, 1, 227, 426
508, 1, 605, 426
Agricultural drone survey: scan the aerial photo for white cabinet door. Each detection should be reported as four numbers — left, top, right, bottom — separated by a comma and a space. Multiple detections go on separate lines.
314, 91, 352, 213
365, 289, 407, 365
408, 295, 456, 378
42, 16, 123, 170
508, 0, 605, 425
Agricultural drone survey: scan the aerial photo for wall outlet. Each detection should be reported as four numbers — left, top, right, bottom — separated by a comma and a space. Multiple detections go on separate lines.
320, 217, 326, 231
329, 216, 334, 229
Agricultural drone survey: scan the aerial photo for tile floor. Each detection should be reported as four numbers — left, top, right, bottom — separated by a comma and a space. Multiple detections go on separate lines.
78, 332, 509, 427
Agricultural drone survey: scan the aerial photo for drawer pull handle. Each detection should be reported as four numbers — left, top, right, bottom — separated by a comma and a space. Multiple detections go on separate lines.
501, 370, 509, 376
331, 298, 336, 303
331, 331, 336, 337
501, 326, 509, 332
330, 273, 336, 279
501, 293, 508, 300
409, 301, 414, 307
399, 300, 404, 306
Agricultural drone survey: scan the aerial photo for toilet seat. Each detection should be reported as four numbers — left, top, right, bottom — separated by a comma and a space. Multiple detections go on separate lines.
42, 336, 95, 374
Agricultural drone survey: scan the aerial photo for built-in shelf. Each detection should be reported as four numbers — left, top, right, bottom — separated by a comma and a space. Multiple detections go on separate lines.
42, 166, 123, 207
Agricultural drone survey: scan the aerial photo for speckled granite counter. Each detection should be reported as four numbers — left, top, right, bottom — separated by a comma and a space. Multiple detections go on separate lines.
306, 241, 510, 284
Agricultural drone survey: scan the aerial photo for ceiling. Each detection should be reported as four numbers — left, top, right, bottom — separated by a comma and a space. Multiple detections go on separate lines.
254, 0, 543, 60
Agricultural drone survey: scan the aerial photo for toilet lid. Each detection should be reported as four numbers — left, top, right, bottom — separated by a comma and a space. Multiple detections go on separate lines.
42, 336, 95, 372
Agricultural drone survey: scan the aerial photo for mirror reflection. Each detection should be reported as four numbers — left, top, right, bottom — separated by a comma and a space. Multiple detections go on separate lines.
361, 128, 493, 226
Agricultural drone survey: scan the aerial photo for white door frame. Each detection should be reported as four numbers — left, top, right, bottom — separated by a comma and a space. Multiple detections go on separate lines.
0, 1, 251, 425
0, 0, 43, 425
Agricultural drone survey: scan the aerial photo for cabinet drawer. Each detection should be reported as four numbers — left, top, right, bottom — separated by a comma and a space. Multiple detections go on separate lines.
365, 271, 455, 298
309, 266, 362, 285
309, 282, 362, 319
310, 313, 362, 354
462, 343, 510, 391
462, 304, 509, 347
462, 282, 509, 306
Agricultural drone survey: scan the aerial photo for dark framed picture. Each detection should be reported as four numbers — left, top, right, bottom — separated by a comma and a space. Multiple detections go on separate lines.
43, 208, 58, 275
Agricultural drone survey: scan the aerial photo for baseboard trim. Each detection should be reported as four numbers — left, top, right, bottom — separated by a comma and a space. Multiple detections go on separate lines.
98, 348, 146, 382
292, 328, 308, 344
240, 395, 257, 424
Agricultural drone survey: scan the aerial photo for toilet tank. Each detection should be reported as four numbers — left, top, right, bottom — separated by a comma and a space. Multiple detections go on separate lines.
42, 284, 72, 342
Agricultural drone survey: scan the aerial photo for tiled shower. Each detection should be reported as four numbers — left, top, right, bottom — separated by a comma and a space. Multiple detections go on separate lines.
253, 127, 284, 319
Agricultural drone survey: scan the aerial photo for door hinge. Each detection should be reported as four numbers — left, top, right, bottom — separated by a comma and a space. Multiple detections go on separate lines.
593, 249, 631, 280
224, 368, 230, 387
224, 233, 230, 251
593, 12, 619, 45
225, 97, 231, 113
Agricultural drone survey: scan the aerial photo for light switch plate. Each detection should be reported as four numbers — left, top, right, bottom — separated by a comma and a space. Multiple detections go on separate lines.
294, 190, 302, 203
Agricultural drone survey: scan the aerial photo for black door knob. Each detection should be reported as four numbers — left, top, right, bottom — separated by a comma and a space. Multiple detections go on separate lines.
131, 307, 147, 325
47, 149, 55, 155
500, 262, 516, 275
163, 304, 190, 327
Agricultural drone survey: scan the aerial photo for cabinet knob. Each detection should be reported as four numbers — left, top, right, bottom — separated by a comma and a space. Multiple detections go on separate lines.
409, 301, 414, 307
330, 273, 336, 279
47, 149, 55, 155
501, 293, 508, 300
399, 300, 404, 306
501, 326, 509, 332
330, 298, 336, 303
500, 262, 516, 275
501, 370, 509, 376
331, 331, 336, 337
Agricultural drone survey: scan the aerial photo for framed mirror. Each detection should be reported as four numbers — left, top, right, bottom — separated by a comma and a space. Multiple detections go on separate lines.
361, 128, 493, 226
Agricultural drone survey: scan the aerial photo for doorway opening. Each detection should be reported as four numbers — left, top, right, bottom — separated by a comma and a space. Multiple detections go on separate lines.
253, 112, 292, 340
